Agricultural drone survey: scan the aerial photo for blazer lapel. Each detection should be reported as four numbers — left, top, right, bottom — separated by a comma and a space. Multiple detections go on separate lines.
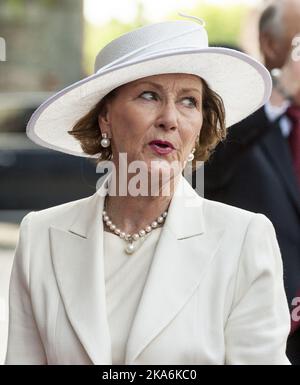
260, 119, 300, 215
125, 176, 224, 364
49, 173, 112, 364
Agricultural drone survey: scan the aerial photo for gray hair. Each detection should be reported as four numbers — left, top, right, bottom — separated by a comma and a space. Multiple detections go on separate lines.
259, 1, 285, 39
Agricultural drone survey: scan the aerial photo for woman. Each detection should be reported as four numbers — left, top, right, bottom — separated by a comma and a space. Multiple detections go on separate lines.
5, 16, 291, 365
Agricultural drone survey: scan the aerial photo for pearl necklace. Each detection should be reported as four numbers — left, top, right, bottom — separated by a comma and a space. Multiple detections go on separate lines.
102, 209, 168, 254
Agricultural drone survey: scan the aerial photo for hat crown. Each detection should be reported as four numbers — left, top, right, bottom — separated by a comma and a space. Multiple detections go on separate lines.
94, 20, 208, 73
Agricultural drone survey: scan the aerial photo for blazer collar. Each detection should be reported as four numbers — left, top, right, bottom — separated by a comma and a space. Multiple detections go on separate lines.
161, 172, 205, 239
49, 171, 222, 364
49, 174, 110, 364
68, 171, 205, 240
67, 172, 111, 239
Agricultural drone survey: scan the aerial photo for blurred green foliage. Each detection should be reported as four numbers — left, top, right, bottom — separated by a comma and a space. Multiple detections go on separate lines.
83, 1, 249, 74
177, 3, 248, 46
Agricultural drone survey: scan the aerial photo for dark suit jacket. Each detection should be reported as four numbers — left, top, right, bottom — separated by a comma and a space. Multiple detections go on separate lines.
201, 107, 300, 364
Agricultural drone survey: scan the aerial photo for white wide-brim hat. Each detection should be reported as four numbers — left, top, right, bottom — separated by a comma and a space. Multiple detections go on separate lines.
27, 15, 272, 158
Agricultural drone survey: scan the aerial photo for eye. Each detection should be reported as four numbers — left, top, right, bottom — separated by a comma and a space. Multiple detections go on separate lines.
181, 97, 198, 108
139, 91, 158, 101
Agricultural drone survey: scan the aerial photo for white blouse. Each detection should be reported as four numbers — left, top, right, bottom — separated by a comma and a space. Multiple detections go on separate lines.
103, 227, 162, 364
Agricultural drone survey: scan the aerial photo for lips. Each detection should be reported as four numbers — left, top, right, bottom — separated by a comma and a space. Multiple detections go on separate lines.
148, 140, 175, 155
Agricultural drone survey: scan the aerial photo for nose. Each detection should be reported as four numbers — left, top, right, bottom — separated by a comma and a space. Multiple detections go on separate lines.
155, 101, 179, 131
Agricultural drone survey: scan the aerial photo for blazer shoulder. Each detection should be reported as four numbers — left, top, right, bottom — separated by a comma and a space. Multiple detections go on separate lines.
24, 193, 97, 229
202, 197, 267, 230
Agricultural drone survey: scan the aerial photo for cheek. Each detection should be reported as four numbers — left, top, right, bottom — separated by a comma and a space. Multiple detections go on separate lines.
181, 118, 202, 149
122, 103, 151, 130
110, 108, 149, 151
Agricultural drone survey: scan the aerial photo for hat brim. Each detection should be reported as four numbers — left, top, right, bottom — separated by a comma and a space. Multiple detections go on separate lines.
27, 47, 271, 158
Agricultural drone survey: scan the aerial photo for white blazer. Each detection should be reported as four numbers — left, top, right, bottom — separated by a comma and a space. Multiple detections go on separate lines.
5, 173, 291, 365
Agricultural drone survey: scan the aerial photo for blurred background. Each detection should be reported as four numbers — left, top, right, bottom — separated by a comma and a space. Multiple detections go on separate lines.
0, 0, 269, 363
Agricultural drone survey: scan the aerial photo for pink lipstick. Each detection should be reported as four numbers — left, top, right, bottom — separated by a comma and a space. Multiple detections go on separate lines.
149, 140, 175, 155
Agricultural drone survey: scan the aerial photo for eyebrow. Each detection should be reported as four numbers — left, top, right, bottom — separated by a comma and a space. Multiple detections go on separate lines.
134, 81, 202, 95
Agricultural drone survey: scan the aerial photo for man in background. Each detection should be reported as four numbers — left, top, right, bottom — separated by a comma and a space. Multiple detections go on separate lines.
202, 0, 300, 364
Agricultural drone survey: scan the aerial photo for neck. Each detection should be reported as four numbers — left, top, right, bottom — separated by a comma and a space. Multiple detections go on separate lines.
269, 87, 287, 107
104, 172, 181, 234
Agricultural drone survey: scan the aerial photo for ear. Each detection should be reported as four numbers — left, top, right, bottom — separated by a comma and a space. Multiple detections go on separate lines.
259, 32, 279, 62
97, 102, 112, 137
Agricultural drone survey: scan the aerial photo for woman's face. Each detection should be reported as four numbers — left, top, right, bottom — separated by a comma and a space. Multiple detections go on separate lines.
98, 73, 203, 177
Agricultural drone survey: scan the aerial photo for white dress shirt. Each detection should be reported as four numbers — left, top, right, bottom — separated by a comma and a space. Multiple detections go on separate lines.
264, 100, 292, 137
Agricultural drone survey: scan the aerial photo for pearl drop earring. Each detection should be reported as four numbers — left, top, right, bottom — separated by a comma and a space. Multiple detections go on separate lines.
100, 133, 110, 148
187, 148, 195, 162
